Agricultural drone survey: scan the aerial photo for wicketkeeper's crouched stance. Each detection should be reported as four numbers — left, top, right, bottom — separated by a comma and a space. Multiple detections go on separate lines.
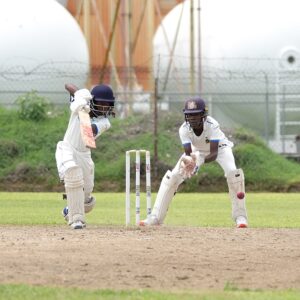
55, 84, 115, 229
141, 97, 248, 228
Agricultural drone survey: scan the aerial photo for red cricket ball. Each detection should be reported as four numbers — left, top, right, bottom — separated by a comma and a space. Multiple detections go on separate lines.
237, 192, 245, 199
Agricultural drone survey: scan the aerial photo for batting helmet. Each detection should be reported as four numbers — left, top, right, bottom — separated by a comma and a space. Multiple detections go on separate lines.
183, 97, 208, 128
183, 97, 208, 115
90, 84, 115, 117
91, 84, 115, 103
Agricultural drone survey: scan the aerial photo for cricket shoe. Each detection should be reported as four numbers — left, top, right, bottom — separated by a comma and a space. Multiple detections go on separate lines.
70, 220, 86, 230
62, 206, 69, 222
236, 216, 248, 228
139, 215, 160, 226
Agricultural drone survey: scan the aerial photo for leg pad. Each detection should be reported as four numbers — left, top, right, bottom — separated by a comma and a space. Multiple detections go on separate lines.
64, 166, 85, 224
227, 168, 247, 221
151, 170, 184, 224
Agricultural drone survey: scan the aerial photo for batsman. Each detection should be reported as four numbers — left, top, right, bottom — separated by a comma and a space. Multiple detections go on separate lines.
141, 97, 248, 228
55, 84, 115, 229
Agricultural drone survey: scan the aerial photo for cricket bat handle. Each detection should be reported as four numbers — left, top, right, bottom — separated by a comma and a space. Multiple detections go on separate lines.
65, 83, 78, 96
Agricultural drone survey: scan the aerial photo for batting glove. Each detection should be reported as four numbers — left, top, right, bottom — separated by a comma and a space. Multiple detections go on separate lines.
82, 104, 91, 113
74, 88, 92, 102
70, 89, 92, 113
70, 98, 89, 113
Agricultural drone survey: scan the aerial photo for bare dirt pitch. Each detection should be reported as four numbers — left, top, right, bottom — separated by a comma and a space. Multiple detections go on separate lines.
0, 226, 300, 291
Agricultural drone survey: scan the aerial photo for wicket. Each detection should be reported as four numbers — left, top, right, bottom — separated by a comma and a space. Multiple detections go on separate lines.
125, 150, 151, 226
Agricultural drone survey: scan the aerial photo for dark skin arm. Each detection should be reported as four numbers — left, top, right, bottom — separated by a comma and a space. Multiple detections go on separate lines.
91, 124, 98, 136
183, 141, 219, 163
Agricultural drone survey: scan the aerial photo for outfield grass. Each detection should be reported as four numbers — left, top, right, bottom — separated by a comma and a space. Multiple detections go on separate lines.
0, 192, 299, 300
0, 192, 299, 228
0, 284, 300, 300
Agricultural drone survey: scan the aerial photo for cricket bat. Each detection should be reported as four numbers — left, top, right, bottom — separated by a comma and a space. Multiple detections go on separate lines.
65, 83, 96, 149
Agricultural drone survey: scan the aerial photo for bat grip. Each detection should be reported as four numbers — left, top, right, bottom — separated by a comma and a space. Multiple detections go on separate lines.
65, 83, 78, 96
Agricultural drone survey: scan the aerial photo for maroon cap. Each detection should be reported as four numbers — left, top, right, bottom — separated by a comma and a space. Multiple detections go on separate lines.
183, 97, 207, 114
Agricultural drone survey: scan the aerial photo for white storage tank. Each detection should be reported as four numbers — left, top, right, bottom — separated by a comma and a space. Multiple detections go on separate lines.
154, 0, 300, 154
0, 0, 89, 105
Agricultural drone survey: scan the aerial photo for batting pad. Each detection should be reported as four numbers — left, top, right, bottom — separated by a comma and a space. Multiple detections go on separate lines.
151, 170, 184, 224
226, 168, 247, 221
64, 166, 85, 224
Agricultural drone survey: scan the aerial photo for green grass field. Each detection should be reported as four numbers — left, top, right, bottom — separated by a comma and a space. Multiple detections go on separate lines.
0, 284, 299, 300
0, 192, 299, 300
1, 192, 299, 228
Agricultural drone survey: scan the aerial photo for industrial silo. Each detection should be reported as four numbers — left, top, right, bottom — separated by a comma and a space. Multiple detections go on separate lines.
154, 0, 300, 155
0, 0, 89, 106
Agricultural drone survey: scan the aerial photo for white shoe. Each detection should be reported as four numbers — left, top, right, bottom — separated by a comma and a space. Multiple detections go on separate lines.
70, 220, 86, 229
139, 215, 159, 226
236, 216, 248, 228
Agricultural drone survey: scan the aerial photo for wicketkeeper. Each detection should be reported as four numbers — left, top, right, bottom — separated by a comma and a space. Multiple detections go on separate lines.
141, 97, 248, 228
55, 84, 115, 229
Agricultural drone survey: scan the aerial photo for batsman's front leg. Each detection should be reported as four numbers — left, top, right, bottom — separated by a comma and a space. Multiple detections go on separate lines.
81, 156, 96, 214
64, 166, 86, 229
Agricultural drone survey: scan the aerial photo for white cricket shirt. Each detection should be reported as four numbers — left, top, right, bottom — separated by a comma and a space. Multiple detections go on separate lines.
179, 116, 233, 153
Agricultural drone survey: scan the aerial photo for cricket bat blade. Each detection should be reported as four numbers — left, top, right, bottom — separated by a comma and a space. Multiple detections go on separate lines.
65, 83, 96, 149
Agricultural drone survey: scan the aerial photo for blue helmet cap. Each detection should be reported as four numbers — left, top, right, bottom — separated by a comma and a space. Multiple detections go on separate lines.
90, 84, 115, 117
91, 84, 115, 103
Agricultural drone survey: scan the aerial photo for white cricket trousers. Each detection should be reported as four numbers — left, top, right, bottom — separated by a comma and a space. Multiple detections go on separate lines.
215, 147, 237, 177
55, 141, 95, 197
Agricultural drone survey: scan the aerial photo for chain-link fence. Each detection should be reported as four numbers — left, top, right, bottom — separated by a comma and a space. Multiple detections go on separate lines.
1, 57, 300, 157
0, 60, 89, 106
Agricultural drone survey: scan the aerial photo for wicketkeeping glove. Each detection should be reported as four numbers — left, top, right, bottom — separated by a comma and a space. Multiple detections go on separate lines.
180, 154, 196, 178
191, 151, 205, 174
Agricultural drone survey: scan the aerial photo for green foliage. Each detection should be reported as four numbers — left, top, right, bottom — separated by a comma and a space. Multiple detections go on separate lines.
233, 127, 265, 146
0, 106, 299, 192
0, 140, 19, 168
15, 91, 52, 121
233, 129, 300, 191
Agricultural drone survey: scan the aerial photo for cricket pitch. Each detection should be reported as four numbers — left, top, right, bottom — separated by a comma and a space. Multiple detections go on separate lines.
0, 226, 299, 291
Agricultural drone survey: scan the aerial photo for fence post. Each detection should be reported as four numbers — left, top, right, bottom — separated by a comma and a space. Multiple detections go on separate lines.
153, 77, 158, 178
